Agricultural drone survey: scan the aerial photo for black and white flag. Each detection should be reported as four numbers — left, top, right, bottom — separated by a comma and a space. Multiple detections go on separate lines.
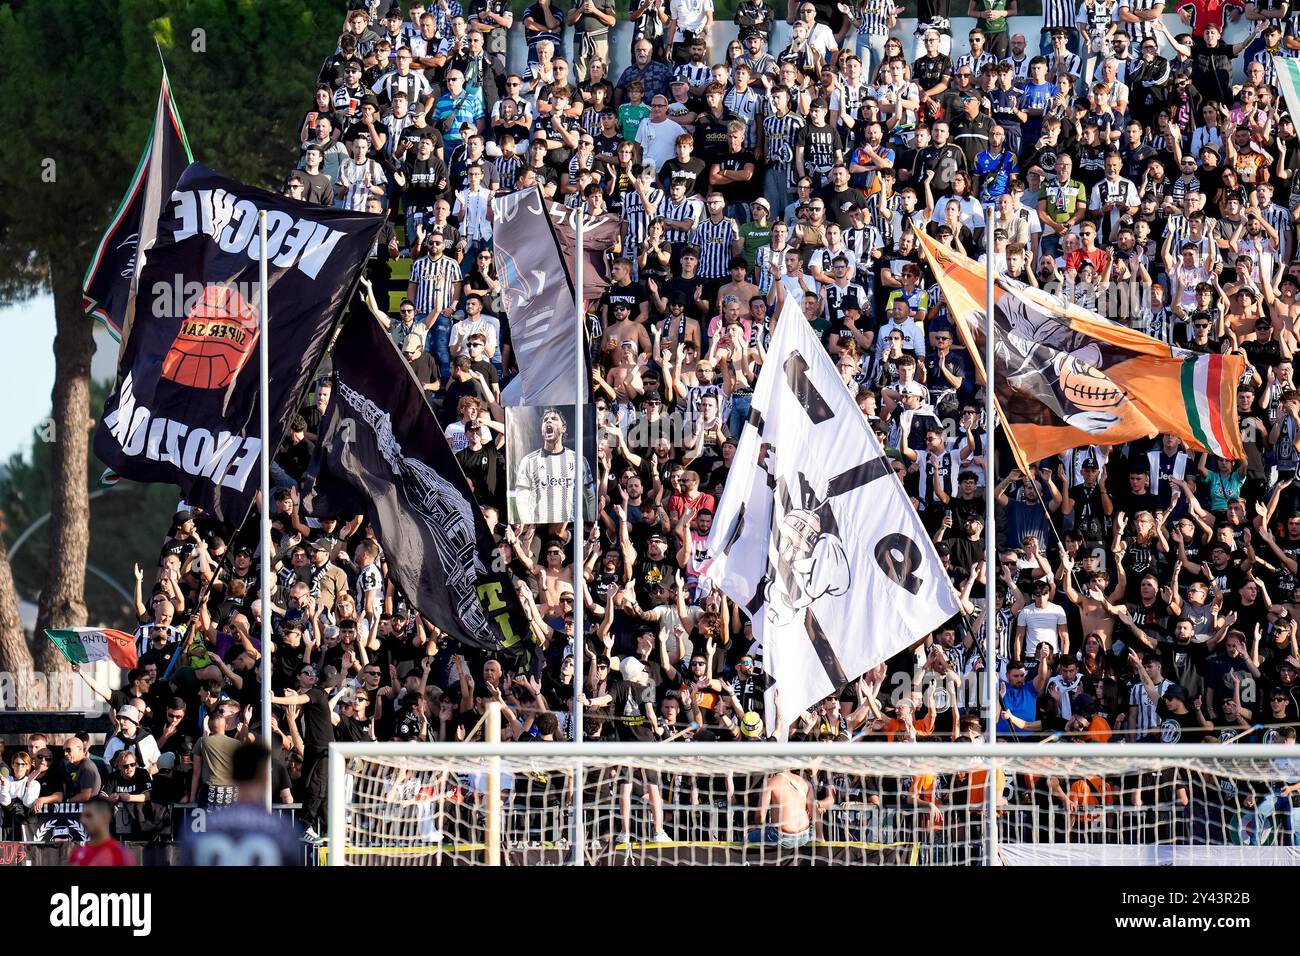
93, 164, 383, 526
492, 186, 620, 405
301, 312, 530, 655
706, 295, 961, 739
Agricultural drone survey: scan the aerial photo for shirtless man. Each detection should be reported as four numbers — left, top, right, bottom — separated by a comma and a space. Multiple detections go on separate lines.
595, 339, 647, 417
748, 767, 819, 848
601, 302, 651, 366
1060, 549, 1129, 646
1273, 274, 1300, 352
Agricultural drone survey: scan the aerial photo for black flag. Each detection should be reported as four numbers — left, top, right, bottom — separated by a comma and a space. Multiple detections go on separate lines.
93, 163, 384, 526
300, 312, 531, 655
82, 68, 193, 345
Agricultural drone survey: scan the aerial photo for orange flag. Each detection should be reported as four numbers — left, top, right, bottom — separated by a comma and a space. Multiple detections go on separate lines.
918, 232, 1246, 466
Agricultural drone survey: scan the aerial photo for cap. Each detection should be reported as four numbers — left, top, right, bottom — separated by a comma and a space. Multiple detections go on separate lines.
320, 665, 344, 690
621, 657, 646, 682
900, 381, 927, 398
740, 711, 764, 738
1081, 457, 1099, 469
403, 332, 423, 353
235, 544, 254, 557
310, 539, 331, 553
116, 704, 142, 725
647, 530, 667, 543
1162, 684, 1190, 703
751, 197, 771, 212
1201, 142, 1221, 157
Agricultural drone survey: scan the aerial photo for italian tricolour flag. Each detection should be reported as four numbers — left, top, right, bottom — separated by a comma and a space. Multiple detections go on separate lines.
45, 628, 138, 669
1179, 353, 1238, 460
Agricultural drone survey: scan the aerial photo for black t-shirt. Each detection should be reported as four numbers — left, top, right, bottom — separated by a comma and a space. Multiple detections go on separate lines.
822, 186, 868, 229
695, 110, 739, 163
603, 281, 648, 316
457, 442, 502, 504
796, 122, 843, 176
660, 156, 707, 197
611, 679, 657, 741
299, 687, 334, 751
402, 156, 449, 209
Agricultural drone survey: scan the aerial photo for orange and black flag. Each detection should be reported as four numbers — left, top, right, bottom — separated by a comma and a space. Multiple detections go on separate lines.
917, 232, 1246, 467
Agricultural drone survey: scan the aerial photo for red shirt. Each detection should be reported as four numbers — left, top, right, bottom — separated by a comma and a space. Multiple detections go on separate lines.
1176, 0, 1245, 36
68, 838, 135, 867
666, 491, 716, 524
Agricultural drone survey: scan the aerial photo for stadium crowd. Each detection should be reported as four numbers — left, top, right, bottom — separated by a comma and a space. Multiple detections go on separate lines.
12, 0, 1300, 851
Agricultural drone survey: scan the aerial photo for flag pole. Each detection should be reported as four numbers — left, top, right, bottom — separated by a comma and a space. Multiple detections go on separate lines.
258, 210, 274, 812
983, 202, 999, 866
572, 201, 587, 866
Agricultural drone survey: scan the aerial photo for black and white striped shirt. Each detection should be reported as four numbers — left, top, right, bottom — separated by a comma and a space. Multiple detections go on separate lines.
1119, 0, 1161, 42
1048, 51, 1082, 82
622, 185, 664, 252
724, 87, 765, 149
955, 52, 999, 77
689, 217, 739, 278
134, 623, 184, 660
855, 0, 894, 37
409, 254, 463, 315
661, 195, 704, 232
1042, 0, 1076, 30
763, 111, 804, 171
674, 61, 712, 89
374, 70, 432, 107
1261, 202, 1293, 246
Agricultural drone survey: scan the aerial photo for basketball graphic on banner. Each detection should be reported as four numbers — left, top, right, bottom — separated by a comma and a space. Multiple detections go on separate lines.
161, 284, 260, 390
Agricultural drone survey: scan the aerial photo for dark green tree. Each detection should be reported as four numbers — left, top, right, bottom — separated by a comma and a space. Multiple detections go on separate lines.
0, 0, 343, 695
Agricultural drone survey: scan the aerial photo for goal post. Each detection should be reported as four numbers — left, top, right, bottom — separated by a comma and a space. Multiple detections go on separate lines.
326, 742, 1300, 867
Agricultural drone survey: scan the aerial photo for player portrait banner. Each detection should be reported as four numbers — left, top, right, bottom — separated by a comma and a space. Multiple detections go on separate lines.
93, 163, 383, 526
82, 66, 194, 345
917, 232, 1246, 466
301, 312, 530, 655
706, 294, 961, 739
505, 405, 597, 525
492, 186, 620, 406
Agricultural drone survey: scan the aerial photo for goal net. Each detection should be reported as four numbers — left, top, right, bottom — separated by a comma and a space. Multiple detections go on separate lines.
326, 743, 1300, 866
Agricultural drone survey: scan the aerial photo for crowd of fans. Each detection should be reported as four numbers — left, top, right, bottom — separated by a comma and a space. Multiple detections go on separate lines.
12, 0, 1300, 852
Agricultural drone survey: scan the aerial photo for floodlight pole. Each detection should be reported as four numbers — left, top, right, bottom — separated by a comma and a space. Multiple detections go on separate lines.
983, 202, 999, 867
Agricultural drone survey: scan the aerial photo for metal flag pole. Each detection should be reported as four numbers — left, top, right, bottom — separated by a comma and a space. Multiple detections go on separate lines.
571, 201, 586, 866
982, 203, 999, 866
258, 210, 274, 812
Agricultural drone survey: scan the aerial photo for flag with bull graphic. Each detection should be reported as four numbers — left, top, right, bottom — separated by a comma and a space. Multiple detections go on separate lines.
93, 163, 383, 526
706, 294, 961, 739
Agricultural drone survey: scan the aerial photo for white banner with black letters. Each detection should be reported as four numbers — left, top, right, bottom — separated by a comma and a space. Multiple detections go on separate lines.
706, 295, 961, 739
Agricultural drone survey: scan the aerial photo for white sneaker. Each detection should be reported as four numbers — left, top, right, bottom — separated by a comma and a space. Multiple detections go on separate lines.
614, 831, 631, 845
651, 830, 672, 844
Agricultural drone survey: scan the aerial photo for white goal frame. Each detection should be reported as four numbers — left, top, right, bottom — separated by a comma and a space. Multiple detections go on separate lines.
327, 741, 1300, 866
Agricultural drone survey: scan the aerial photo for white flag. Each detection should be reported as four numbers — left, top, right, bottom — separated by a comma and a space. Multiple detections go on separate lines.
706, 294, 961, 739
1276, 54, 1300, 128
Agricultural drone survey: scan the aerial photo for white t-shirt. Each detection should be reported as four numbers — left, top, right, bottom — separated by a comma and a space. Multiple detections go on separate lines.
1016, 602, 1068, 657
103, 732, 162, 771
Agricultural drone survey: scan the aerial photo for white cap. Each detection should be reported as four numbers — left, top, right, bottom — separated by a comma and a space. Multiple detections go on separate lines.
621, 657, 646, 683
